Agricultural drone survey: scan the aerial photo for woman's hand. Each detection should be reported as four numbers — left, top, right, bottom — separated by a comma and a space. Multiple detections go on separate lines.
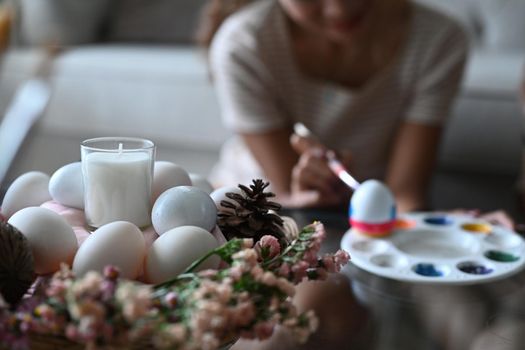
281, 134, 352, 208
449, 209, 514, 230
477, 210, 514, 230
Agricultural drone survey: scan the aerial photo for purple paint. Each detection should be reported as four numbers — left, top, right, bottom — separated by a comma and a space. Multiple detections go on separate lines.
458, 262, 493, 275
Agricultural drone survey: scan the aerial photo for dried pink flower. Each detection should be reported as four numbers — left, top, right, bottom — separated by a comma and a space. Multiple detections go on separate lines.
164, 292, 178, 308
103, 265, 120, 280
322, 256, 337, 273
291, 261, 309, 282
334, 250, 350, 266
231, 301, 256, 327
254, 321, 275, 339
255, 235, 281, 260
232, 249, 258, 266
242, 238, 254, 249
116, 283, 152, 323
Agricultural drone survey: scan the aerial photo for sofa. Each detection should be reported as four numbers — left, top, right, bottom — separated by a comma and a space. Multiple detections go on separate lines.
1, 0, 230, 180
1, 0, 524, 217
417, 0, 525, 217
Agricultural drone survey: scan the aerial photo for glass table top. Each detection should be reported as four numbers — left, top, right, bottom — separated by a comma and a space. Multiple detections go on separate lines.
282, 207, 525, 350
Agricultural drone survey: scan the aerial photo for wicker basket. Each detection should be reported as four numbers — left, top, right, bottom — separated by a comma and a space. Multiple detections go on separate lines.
29, 335, 153, 350
30, 335, 88, 350
29, 334, 237, 350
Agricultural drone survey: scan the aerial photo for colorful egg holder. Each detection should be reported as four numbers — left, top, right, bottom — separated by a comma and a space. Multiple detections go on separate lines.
341, 212, 525, 284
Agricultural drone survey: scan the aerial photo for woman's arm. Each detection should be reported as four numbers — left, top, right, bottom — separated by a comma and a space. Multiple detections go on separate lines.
241, 129, 348, 208
386, 17, 468, 213
240, 129, 297, 196
385, 122, 442, 213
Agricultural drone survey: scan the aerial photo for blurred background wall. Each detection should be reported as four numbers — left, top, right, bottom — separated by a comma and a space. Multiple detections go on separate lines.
0, 0, 523, 216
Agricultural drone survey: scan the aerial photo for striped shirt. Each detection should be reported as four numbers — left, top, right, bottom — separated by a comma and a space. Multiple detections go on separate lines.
209, 0, 468, 186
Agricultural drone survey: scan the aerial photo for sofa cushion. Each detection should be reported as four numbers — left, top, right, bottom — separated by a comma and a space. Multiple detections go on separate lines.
478, 0, 525, 51
0, 46, 230, 149
417, 0, 525, 51
0, 45, 230, 180
13, 0, 110, 46
106, 0, 207, 44
462, 50, 525, 96
415, 0, 482, 44
437, 50, 524, 177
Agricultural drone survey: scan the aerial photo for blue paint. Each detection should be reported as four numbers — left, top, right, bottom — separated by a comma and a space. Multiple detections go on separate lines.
424, 216, 453, 225
414, 263, 443, 277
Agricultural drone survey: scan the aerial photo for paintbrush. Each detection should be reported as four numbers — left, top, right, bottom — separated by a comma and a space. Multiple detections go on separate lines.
325, 150, 360, 190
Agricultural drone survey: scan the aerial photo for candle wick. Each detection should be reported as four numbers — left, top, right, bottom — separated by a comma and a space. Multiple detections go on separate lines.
118, 143, 123, 154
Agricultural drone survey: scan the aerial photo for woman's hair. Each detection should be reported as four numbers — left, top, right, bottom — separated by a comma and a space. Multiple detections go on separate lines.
197, 0, 254, 48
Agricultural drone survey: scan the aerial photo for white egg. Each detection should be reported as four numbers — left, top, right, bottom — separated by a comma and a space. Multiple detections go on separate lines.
152, 186, 217, 234
49, 162, 84, 209
145, 225, 220, 284
8, 207, 78, 275
1, 171, 52, 219
72, 221, 145, 279
189, 173, 214, 194
152, 161, 192, 203
350, 179, 396, 223
210, 186, 243, 210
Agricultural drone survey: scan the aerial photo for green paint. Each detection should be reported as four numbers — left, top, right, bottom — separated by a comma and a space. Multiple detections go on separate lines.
485, 250, 519, 263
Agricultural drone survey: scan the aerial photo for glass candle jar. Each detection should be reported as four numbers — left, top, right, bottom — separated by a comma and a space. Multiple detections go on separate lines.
81, 137, 155, 229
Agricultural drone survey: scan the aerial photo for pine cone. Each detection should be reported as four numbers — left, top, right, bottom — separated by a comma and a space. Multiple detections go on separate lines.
217, 179, 286, 243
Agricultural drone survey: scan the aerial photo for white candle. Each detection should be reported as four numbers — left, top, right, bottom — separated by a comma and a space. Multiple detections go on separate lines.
81, 138, 154, 228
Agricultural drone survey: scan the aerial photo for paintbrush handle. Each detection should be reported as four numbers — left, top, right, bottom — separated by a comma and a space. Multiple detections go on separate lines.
326, 151, 360, 190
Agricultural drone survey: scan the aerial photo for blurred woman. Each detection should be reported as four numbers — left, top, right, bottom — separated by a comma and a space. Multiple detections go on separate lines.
200, 0, 468, 213
198, 1, 468, 348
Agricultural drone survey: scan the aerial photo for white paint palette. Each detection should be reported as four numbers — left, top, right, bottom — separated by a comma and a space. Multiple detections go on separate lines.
341, 212, 525, 285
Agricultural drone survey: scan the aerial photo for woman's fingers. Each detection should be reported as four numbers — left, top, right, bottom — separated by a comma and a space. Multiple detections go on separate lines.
288, 133, 353, 207
448, 209, 514, 230
292, 150, 338, 193
478, 210, 514, 230
280, 188, 344, 208
338, 150, 354, 172
277, 190, 319, 208
291, 133, 355, 182
288, 152, 350, 207
290, 133, 325, 155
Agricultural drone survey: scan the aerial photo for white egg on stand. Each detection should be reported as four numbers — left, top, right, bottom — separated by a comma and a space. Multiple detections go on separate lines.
48, 162, 84, 209
349, 179, 397, 237
145, 225, 220, 284
189, 173, 214, 194
152, 161, 192, 203
210, 186, 243, 212
8, 207, 78, 275
1, 171, 52, 219
72, 221, 145, 279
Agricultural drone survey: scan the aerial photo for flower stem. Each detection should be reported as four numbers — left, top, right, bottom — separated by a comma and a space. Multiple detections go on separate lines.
153, 239, 244, 290
263, 237, 298, 268
153, 273, 197, 291
184, 250, 219, 274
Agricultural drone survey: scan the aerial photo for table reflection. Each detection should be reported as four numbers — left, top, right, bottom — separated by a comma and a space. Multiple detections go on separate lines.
283, 207, 525, 350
